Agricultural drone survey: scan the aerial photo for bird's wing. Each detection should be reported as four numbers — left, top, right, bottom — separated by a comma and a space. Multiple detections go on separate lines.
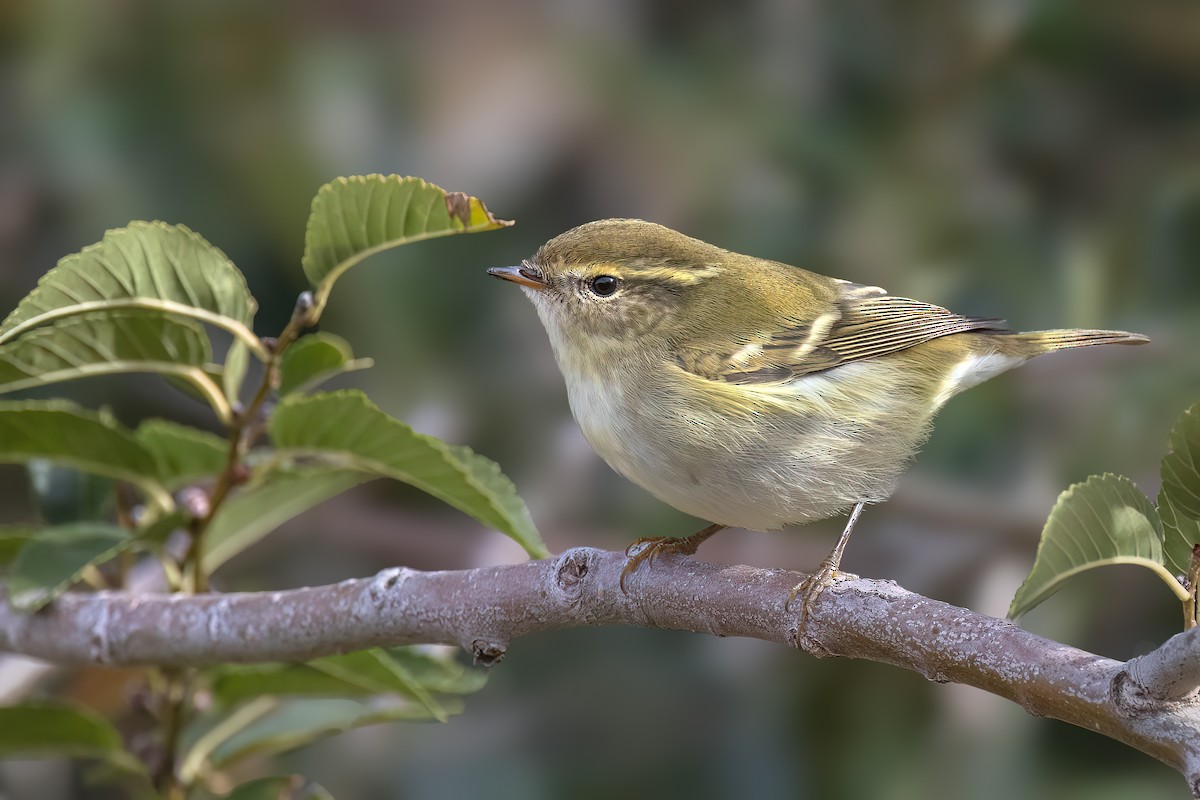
675, 279, 1010, 384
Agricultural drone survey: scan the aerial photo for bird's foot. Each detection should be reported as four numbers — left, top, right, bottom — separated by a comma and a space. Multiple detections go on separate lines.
619, 523, 724, 593
787, 502, 867, 648
786, 557, 858, 644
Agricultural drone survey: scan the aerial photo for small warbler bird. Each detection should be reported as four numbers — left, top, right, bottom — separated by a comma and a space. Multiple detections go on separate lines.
489, 219, 1148, 616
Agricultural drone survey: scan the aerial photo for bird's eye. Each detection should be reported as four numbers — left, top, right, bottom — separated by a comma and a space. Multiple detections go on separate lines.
588, 275, 620, 297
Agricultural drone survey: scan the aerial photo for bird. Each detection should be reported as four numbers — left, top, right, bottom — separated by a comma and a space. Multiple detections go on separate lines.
488, 219, 1148, 620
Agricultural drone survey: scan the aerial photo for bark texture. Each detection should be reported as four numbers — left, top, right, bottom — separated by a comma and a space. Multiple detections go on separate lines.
3, 548, 1199, 793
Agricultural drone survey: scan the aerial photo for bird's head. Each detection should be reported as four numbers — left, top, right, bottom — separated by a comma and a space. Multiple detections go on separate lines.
488, 219, 732, 368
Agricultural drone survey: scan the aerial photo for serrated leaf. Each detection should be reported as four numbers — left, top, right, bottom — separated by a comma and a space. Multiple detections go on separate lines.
0, 401, 170, 508
1159, 484, 1200, 579
0, 702, 143, 773
0, 312, 207, 381
0, 221, 264, 358
202, 468, 370, 573
1010, 474, 1187, 618
0, 313, 226, 420
269, 390, 547, 558
301, 175, 511, 314
136, 419, 229, 489
206, 698, 458, 771
1159, 405, 1200, 578
223, 776, 334, 800
8, 523, 132, 611
1162, 403, 1200, 523
279, 332, 372, 396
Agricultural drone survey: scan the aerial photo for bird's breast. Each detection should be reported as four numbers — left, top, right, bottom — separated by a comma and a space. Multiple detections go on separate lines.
557, 357, 933, 531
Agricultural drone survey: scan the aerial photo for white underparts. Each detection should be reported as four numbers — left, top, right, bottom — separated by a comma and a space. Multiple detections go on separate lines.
934, 352, 1024, 407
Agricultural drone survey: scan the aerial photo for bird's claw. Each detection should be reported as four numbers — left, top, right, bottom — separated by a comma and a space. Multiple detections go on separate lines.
619, 537, 675, 592
619, 524, 725, 594
786, 559, 857, 638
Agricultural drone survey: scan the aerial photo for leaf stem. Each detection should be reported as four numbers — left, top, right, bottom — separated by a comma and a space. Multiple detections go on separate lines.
184, 292, 315, 593
189, 371, 235, 427
0, 299, 270, 360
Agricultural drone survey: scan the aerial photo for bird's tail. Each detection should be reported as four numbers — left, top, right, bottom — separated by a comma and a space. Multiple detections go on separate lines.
1007, 328, 1150, 355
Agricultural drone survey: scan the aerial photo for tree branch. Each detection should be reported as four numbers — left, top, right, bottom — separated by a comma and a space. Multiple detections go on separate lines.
3, 547, 1200, 793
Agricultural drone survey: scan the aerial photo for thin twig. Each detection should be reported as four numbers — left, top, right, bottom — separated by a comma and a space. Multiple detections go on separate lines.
186, 291, 315, 592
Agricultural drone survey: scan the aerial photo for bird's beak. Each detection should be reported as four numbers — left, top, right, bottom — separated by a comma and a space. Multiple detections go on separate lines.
487, 264, 548, 290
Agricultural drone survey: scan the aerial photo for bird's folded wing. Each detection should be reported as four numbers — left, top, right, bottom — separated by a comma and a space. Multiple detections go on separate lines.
676, 280, 1009, 384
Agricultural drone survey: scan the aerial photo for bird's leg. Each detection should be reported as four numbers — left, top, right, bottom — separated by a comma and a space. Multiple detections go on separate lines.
620, 523, 726, 593
787, 502, 866, 628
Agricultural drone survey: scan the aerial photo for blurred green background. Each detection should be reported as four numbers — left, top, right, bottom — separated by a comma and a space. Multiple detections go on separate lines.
2, 0, 1199, 798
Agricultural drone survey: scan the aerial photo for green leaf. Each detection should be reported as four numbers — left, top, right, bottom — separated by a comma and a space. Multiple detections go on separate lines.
26, 461, 114, 525
301, 175, 511, 314
383, 646, 488, 695
209, 649, 484, 715
0, 221, 264, 359
161, 366, 229, 415
1010, 474, 1188, 618
136, 419, 229, 489
187, 651, 477, 781
223, 776, 334, 800
279, 332, 372, 396
202, 468, 370, 573
136, 509, 190, 546
0, 312, 228, 421
0, 702, 142, 772
205, 698, 458, 771
1159, 485, 1200, 579
224, 338, 253, 405
1161, 403, 1200, 522
1160, 404, 1200, 576
8, 524, 132, 611
0, 526, 36, 567
210, 664, 381, 706
309, 650, 447, 722
269, 391, 547, 558
0, 401, 170, 509
178, 696, 279, 785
